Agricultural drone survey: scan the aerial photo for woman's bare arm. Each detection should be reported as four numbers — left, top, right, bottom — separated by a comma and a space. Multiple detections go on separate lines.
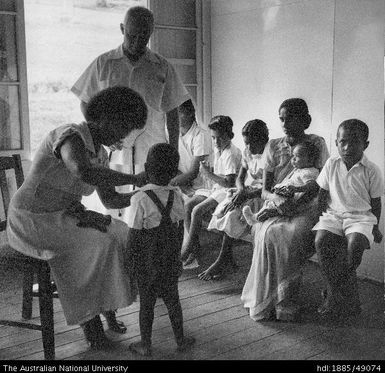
60, 134, 138, 187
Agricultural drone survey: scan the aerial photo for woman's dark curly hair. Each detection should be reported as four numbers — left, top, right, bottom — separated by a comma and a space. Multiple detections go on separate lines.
85, 86, 147, 132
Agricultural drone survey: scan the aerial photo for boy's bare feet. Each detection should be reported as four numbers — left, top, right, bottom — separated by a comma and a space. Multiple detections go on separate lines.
129, 341, 152, 356
183, 253, 199, 269
176, 336, 196, 352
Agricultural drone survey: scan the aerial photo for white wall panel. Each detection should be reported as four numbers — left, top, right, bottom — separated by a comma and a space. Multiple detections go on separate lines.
211, 0, 334, 150
332, 0, 384, 281
211, 0, 384, 282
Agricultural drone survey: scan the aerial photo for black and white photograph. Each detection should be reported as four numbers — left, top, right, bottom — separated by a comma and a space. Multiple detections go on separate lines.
0, 0, 384, 364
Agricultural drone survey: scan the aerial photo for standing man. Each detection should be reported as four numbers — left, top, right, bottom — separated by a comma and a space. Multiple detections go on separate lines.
71, 6, 190, 219
71, 6, 189, 174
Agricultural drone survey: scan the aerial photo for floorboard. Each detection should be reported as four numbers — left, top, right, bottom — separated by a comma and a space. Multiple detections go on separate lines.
0, 230, 383, 361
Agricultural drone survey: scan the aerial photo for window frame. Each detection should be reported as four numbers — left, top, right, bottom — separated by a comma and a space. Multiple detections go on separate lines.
1, 0, 210, 160
0, 0, 30, 160
149, 0, 211, 126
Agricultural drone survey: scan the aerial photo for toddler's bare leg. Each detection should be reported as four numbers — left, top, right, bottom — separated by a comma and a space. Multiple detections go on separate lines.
162, 282, 195, 352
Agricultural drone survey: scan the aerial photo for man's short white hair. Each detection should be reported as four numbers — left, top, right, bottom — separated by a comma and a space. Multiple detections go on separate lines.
124, 6, 154, 29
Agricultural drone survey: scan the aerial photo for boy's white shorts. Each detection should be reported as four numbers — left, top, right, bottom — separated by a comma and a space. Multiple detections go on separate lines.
312, 210, 377, 245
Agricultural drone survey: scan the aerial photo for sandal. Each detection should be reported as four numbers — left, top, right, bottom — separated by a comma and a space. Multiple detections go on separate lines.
81, 315, 116, 349
103, 310, 127, 334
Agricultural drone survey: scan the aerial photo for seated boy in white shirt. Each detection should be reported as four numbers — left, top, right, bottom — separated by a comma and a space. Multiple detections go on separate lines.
313, 119, 383, 319
170, 99, 212, 197
181, 115, 242, 267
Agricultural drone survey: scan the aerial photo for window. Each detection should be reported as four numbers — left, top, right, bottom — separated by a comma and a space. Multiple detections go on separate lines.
1, 0, 210, 158
150, 0, 211, 125
0, 0, 29, 157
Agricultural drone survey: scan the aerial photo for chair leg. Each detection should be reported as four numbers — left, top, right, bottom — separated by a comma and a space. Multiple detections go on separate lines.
22, 263, 34, 320
37, 262, 55, 360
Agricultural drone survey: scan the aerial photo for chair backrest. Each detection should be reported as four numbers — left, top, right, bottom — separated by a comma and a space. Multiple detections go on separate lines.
0, 154, 24, 233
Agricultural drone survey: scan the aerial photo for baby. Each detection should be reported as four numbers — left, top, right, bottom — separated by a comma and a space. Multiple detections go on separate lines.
243, 141, 320, 224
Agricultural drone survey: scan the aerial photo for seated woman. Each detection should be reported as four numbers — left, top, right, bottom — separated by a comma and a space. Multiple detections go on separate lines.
6, 87, 147, 349
170, 99, 212, 197
241, 98, 329, 322
198, 119, 269, 281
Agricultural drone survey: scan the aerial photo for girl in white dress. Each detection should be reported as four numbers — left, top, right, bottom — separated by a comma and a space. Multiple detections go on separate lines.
198, 119, 269, 281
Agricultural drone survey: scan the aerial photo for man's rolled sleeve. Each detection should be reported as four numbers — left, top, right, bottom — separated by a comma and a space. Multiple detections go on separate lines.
71, 58, 100, 104
161, 63, 190, 113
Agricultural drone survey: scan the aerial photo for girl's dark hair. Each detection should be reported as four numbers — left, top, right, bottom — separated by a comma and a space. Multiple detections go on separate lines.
242, 119, 269, 145
208, 115, 234, 139
178, 99, 196, 119
279, 98, 312, 130
86, 86, 147, 131
294, 141, 319, 166
146, 143, 180, 185
338, 119, 369, 142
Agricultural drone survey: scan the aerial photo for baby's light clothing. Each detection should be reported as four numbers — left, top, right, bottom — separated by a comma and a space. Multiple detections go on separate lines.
255, 167, 319, 220
273, 167, 319, 190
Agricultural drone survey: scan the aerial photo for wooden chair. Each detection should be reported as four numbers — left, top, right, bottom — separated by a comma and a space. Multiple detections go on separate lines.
0, 154, 57, 360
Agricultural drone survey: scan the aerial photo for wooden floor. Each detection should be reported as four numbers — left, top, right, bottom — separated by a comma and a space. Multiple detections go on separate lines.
0, 230, 384, 361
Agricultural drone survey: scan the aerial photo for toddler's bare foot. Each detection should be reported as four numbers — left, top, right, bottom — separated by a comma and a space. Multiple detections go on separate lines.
129, 341, 152, 356
176, 336, 196, 352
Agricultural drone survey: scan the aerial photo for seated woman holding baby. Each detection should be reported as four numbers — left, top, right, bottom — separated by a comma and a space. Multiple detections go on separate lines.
241, 98, 329, 322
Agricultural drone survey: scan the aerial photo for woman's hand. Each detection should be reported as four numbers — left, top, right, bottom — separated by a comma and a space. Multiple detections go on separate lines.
134, 172, 148, 187
274, 185, 296, 198
231, 188, 248, 207
66, 203, 112, 232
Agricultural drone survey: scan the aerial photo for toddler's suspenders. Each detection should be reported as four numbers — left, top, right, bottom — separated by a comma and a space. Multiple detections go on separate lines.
144, 189, 174, 222
143, 189, 182, 282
